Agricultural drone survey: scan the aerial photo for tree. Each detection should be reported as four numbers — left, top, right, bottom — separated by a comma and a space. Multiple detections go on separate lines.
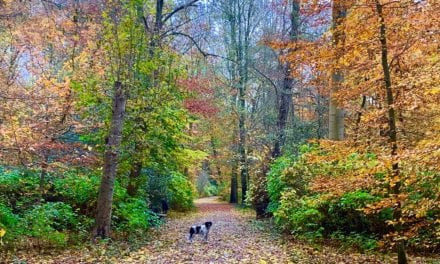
213, 0, 260, 203
93, 0, 203, 238
95, 81, 127, 238
272, 0, 300, 158
93, 1, 133, 239
0, 1, 96, 179
304, 0, 439, 260
121, 0, 202, 197
328, 0, 346, 140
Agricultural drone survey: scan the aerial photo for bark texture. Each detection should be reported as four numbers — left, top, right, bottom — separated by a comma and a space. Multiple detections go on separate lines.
94, 81, 127, 239
272, 0, 300, 158
329, 0, 346, 140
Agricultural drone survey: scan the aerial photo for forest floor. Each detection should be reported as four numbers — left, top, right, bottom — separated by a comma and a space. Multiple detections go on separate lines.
4, 197, 439, 264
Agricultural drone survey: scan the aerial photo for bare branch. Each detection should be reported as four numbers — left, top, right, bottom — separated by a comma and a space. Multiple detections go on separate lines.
162, 0, 200, 24
168, 32, 278, 91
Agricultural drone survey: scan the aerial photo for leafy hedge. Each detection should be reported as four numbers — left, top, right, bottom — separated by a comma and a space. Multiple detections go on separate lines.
114, 198, 160, 232
263, 143, 440, 252
168, 172, 195, 211
0, 166, 195, 249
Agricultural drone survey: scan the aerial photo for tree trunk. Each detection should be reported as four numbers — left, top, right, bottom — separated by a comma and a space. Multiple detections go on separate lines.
210, 135, 222, 179
127, 161, 142, 197
154, 0, 163, 33
238, 81, 248, 203
272, 0, 300, 158
375, 2, 407, 263
127, 142, 143, 197
329, 0, 346, 140
272, 75, 293, 158
39, 155, 49, 198
230, 158, 238, 203
354, 95, 367, 144
94, 81, 127, 239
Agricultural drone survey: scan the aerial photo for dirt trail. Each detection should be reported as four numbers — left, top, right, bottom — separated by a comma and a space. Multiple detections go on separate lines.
122, 196, 292, 263
122, 197, 438, 264
7, 197, 435, 263
122, 197, 415, 264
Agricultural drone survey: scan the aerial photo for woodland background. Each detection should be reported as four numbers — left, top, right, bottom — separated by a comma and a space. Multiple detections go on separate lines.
0, 0, 439, 262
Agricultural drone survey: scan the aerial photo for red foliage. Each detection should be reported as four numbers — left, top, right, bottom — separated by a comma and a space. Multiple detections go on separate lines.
179, 77, 218, 118
178, 77, 214, 94
183, 99, 218, 118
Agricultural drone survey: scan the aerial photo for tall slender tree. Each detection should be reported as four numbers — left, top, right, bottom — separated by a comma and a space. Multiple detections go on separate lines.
375, 2, 406, 262
328, 0, 346, 140
94, 2, 131, 239
215, 0, 257, 203
272, 0, 300, 158
125, 0, 201, 197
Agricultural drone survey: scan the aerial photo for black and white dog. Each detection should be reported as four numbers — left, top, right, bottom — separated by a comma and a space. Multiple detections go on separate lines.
188, 221, 213, 242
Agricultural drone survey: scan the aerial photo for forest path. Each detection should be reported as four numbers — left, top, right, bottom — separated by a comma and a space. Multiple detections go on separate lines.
8, 197, 433, 263
122, 196, 292, 263
121, 197, 396, 264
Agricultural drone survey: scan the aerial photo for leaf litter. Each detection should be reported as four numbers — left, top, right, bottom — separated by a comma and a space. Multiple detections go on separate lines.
4, 197, 438, 264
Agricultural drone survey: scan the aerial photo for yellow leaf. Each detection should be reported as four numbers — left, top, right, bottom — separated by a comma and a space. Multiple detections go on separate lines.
0, 228, 5, 238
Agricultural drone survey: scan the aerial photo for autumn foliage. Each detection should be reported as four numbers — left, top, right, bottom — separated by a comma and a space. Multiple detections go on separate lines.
0, 0, 439, 261
263, 0, 440, 255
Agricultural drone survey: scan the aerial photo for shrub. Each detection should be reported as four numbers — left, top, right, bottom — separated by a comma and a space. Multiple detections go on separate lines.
54, 174, 99, 207
203, 184, 219, 197
168, 172, 195, 211
0, 203, 19, 229
146, 169, 172, 209
0, 168, 40, 211
246, 174, 270, 216
266, 156, 294, 213
325, 191, 380, 234
114, 198, 157, 232
270, 141, 440, 253
267, 145, 317, 214
275, 191, 325, 239
53, 172, 127, 216
0, 203, 22, 244
24, 202, 78, 247
331, 231, 379, 252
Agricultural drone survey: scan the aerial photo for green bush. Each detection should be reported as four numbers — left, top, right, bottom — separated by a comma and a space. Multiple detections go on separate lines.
0, 203, 22, 244
0, 168, 40, 211
324, 191, 380, 234
267, 156, 294, 213
331, 231, 378, 252
114, 198, 157, 232
272, 151, 382, 241
0, 203, 18, 229
275, 191, 325, 239
203, 184, 219, 197
275, 190, 382, 241
337, 191, 379, 210
24, 202, 78, 247
267, 145, 316, 214
0, 165, 165, 248
53, 172, 127, 216
146, 169, 172, 209
54, 174, 99, 206
168, 172, 195, 211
